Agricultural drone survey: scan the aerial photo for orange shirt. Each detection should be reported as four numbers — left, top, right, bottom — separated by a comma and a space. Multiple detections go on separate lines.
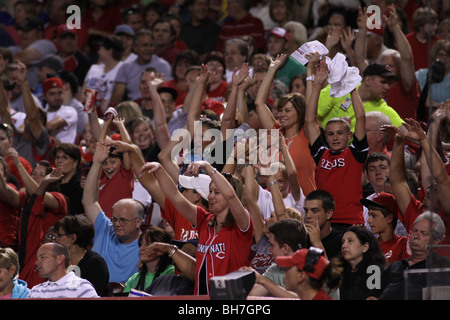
284, 128, 317, 197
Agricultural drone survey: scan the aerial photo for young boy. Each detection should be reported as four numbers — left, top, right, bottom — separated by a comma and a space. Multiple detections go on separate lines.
361, 192, 409, 263
304, 58, 368, 232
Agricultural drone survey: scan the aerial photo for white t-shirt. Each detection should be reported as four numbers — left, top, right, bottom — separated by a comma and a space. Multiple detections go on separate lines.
47, 105, 78, 143
84, 62, 123, 111
257, 185, 305, 219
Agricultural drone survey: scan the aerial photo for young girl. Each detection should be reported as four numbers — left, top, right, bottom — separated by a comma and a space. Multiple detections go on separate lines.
140, 160, 253, 295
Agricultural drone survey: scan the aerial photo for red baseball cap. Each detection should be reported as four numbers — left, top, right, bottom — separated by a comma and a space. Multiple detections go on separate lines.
43, 77, 63, 94
276, 248, 329, 280
270, 27, 289, 41
360, 192, 399, 216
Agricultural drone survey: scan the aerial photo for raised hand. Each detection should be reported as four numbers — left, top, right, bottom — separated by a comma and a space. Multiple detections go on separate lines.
93, 141, 110, 164
269, 53, 287, 70
231, 62, 250, 87
357, 6, 368, 30
340, 27, 356, 53
403, 118, 427, 141
147, 72, 165, 90
381, 124, 404, 144
313, 59, 329, 87
139, 161, 162, 178
185, 160, 213, 177
382, 5, 399, 31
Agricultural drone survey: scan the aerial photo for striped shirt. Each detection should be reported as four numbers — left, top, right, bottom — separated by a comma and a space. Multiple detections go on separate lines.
27, 272, 99, 298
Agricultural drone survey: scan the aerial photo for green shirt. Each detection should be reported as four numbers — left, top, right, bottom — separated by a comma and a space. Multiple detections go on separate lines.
276, 56, 306, 87
317, 84, 404, 133
124, 264, 175, 292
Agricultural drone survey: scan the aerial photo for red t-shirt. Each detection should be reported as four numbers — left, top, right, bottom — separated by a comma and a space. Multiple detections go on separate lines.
406, 32, 440, 71
161, 197, 198, 241
0, 183, 19, 248
207, 81, 228, 104
98, 165, 134, 218
18, 192, 67, 288
386, 77, 420, 120
311, 135, 368, 225
6, 156, 32, 187
194, 206, 253, 295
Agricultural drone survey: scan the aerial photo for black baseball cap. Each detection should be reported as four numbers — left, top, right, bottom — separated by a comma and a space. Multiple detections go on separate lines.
17, 17, 44, 32
157, 87, 178, 101
362, 63, 399, 81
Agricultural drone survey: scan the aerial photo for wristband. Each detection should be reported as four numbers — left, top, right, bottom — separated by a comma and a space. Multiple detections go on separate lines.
209, 168, 217, 177
168, 245, 178, 258
306, 75, 315, 81
268, 179, 277, 186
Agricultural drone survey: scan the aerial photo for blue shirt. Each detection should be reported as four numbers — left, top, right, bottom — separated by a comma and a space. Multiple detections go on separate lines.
92, 211, 139, 283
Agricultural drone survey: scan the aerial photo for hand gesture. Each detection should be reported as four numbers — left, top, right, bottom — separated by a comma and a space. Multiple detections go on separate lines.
357, 7, 368, 30
306, 51, 321, 72
381, 124, 404, 144
7, 147, 20, 165
305, 215, 322, 247
185, 160, 213, 176
198, 64, 215, 87
231, 63, 250, 87
383, 5, 399, 31
92, 141, 110, 164
42, 166, 64, 185
325, 26, 342, 49
403, 118, 427, 141
139, 161, 162, 178
430, 99, 450, 123
313, 59, 329, 87
147, 72, 165, 90
340, 27, 356, 53
15, 61, 28, 84
103, 139, 134, 153
269, 54, 287, 71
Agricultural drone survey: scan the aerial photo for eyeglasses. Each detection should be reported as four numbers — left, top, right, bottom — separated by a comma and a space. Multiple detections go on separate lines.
111, 216, 139, 225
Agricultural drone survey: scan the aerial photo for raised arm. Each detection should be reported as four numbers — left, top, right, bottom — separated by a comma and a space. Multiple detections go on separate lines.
221, 63, 250, 137
8, 148, 62, 210
236, 74, 252, 125
186, 160, 250, 230
304, 59, 328, 145
403, 117, 450, 214
243, 165, 264, 242
82, 142, 110, 224
351, 87, 366, 141
0, 167, 21, 208
254, 54, 287, 130
139, 162, 197, 224
111, 117, 131, 170
17, 62, 43, 140
381, 125, 410, 215
147, 72, 171, 148
186, 65, 213, 136
157, 128, 190, 184
353, 7, 370, 74
383, 5, 415, 92
104, 139, 166, 210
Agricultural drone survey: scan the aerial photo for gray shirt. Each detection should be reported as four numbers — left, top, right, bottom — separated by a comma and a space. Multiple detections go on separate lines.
114, 55, 172, 101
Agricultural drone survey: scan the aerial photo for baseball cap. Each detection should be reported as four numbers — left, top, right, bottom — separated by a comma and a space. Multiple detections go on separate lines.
362, 63, 399, 81
178, 174, 211, 200
42, 77, 63, 94
158, 86, 178, 102
33, 54, 64, 72
360, 192, 399, 216
276, 247, 329, 280
114, 24, 135, 36
55, 24, 77, 38
269, 27, 289, 41
17, 17, 44, 32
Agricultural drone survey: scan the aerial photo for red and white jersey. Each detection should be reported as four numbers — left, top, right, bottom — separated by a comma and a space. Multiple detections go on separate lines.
310, 135, 368, 225
194, 206, 253, 295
